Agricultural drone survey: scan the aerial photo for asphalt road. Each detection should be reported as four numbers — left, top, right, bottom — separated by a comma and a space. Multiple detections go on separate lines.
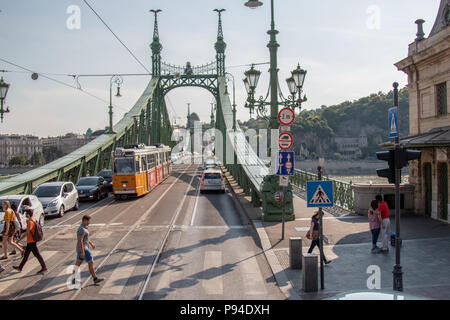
0, 163, 284, 300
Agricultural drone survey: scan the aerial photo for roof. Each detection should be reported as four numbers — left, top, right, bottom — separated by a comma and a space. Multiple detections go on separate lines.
0, 194, 31, 200
381, 126, 450, 148
429, 0, 450, 37
203, 167, 221, 173
35, 182, 67, 187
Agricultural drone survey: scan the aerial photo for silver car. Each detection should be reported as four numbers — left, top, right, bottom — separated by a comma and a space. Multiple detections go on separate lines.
0, 195, 45, 234
33, 182, 79, 217
200, 168, 226, 193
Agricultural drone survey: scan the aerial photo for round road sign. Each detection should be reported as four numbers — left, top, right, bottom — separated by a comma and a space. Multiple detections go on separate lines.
278, 132, 293, 150
274, 191, 284, 202
278, 107, 295, 126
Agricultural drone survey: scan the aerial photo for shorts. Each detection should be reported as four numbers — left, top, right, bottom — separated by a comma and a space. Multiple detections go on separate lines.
76, 249, 93, 263
6, 223, 16, 238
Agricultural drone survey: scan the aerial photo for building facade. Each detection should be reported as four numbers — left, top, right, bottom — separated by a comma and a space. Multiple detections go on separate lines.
395, 0, 450, 222
41, 133, 93, 155
0, 135, 42, 165
334, 135, 368, 159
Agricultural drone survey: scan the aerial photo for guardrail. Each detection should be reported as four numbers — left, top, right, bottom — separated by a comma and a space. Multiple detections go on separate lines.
291, 168, 354, 211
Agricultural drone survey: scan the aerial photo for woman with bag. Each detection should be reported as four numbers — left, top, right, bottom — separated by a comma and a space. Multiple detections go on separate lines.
1, 201, 24, 259
368, 199, 383, 253
306, 210, 331, 264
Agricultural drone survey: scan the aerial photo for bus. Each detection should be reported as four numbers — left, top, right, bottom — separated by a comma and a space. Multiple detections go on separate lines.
112, 144, 171, 200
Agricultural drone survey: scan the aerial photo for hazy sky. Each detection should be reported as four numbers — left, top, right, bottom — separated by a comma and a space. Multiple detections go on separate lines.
0, 0, 441, 137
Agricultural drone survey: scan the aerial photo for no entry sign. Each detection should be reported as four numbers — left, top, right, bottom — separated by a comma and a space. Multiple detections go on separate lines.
278, 108, 295, 126
278, 132, 293, 150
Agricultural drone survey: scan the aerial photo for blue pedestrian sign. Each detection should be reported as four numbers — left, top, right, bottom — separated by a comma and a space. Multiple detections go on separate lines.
306, 181, 334, 207
388, 107, 398, 138
276, 151, 295, 176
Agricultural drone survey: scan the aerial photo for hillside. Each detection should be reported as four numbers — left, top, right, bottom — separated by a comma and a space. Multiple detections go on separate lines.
241, 87, 409, 159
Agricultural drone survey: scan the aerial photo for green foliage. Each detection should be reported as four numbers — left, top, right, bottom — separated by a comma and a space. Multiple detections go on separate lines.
9, 154, 28, 166
29, 152, 45, 165
42, 146, 64, 164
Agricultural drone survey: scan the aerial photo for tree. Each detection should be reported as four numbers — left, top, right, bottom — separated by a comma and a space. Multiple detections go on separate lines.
29, 152, 45, 166
43, 146, 64, 163
9, 155, 28, 166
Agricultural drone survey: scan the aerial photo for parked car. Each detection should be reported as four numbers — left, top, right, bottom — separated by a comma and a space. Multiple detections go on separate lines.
76, 176, 109, 201
200, 167, 225, 193
32, 182, 79, 217
0, 195, 45, 235
98, 169, 113, 192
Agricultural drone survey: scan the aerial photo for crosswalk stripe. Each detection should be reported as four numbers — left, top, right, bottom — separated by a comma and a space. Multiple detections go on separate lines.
202, 251, 223, 295
93, 231, 113, 239
99, 251, 143, 295
0, 251, 58, 294
39, 250, 101, 296
237, 251, 267, 295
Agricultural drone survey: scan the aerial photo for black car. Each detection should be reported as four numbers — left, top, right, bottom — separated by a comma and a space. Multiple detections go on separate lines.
76, 176, 108, 201
98, 169, 113, 192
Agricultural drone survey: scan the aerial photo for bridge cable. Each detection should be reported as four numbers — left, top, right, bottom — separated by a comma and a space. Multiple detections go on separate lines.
82, 0, 151, 74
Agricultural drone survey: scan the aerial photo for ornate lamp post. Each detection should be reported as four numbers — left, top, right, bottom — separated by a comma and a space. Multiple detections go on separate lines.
0, 77, 11, 123
108, 75, 123, 134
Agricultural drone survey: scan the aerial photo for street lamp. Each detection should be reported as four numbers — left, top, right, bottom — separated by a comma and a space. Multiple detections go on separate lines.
108, 75, 123, 134
0, 77, 11, 123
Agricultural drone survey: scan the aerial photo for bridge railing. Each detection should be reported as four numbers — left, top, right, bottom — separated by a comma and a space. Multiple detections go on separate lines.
291, 168, 354, 211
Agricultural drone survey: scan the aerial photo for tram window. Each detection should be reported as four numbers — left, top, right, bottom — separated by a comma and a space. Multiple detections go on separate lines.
135, 158, 141, 173
114, 158, 135, 174
148, 154, 155, 168
141, 157, 147, 171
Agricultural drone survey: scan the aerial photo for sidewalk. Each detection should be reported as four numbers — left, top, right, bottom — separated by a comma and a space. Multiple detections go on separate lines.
224, 168, 450, 300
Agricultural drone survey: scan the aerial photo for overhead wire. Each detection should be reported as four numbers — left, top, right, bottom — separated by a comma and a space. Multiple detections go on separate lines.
0, 57, 129, 112
81, 0, 151, 74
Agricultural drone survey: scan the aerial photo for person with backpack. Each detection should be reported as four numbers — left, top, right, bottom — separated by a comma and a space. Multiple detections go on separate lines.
13, 208, 47, 274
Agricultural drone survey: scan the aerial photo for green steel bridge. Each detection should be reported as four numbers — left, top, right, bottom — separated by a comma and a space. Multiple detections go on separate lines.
0, 11, 353, 220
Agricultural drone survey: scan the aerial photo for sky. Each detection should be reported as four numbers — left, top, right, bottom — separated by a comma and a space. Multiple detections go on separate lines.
0, 0, 441, 138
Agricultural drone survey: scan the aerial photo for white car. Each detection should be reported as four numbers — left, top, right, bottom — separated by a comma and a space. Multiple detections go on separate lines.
33, 182, 79, 217
0, 195, 45, 234
200, 168, 225, 193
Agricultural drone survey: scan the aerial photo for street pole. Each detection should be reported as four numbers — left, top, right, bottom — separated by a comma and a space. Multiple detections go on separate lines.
392, 82, 403, 291
281, 186, 286, 240
317, 165, 324, 290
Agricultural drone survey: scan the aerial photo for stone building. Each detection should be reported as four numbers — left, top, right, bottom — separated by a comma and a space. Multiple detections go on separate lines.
334, 134, 368, 159
395, 0, 450, 222
0, 134, 42, 165
41, 133, 93, 155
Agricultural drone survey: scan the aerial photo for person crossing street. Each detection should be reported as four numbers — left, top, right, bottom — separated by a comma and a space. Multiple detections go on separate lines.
73, 215, 104, 285
376, 195, 390, 253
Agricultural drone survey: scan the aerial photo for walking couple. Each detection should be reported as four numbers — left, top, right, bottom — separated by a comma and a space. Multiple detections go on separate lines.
368, 195, 390, 253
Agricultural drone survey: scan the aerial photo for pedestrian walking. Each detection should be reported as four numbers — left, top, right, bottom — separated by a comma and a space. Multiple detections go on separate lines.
376, 195, 390, 253
12, 208, 47, 274
306, 210, 332, 264
73, 215, 103, 285
1, 200, 24, 260
368, 199, 382, 253
9, 203, 25, 256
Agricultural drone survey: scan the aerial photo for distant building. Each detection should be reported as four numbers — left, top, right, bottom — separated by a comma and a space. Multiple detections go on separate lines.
395, 0, 450, 222
0, 134, 42, 165
334, 134, 368, 159
41, 133, 94, 155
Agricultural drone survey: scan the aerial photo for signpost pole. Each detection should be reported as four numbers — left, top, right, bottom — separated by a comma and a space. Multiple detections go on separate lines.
281, 186, 286, 240
317, 165, 324, 290
392, 82, 403, 291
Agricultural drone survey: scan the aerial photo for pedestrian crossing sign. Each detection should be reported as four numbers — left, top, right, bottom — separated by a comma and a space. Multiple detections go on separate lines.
306, 181, 334, 207
388, 107, 398, 138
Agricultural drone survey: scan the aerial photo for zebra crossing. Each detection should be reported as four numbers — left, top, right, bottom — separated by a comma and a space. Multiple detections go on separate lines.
0, 248, 270, 299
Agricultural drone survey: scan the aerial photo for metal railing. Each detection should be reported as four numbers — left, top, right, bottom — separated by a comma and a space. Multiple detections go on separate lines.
161, 61, 217, 76
291, 168, 354, 211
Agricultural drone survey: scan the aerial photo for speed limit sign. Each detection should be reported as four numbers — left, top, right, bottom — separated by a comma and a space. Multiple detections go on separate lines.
278, 108, 295, 126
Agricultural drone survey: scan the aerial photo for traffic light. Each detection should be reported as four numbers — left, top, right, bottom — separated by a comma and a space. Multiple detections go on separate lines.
395, 148, 422, 169
376, 147, 422, 183
376, 150, 395, 183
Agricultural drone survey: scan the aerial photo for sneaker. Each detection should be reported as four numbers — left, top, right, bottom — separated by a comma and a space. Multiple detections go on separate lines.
0, 266, 5, 273
10, 251, 16, 255
12, 266, 22, 272
93, 277, 104, 284
324, 260, 332, 265
36, 268, 47, 275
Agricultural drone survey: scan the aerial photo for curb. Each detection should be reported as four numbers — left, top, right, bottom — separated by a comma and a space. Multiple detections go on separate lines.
221, 166, 301, 300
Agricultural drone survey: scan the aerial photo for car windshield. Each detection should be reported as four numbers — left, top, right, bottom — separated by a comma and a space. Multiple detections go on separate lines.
205, 173, 221, 179
0, 199, 20, 212
33, 186, 61, 198
98, 170, 112, 178
77, 178, 98, 186
114, 158, 135, 174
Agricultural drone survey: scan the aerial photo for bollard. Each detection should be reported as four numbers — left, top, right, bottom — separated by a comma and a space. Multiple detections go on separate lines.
289, 237, 302, 269
302, 254, 318, 292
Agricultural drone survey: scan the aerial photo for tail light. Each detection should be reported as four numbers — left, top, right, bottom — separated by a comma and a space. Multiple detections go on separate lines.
220, 173, 223, 180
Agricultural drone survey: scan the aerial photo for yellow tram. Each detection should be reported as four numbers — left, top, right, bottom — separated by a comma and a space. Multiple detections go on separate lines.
112, 144, 171, 200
